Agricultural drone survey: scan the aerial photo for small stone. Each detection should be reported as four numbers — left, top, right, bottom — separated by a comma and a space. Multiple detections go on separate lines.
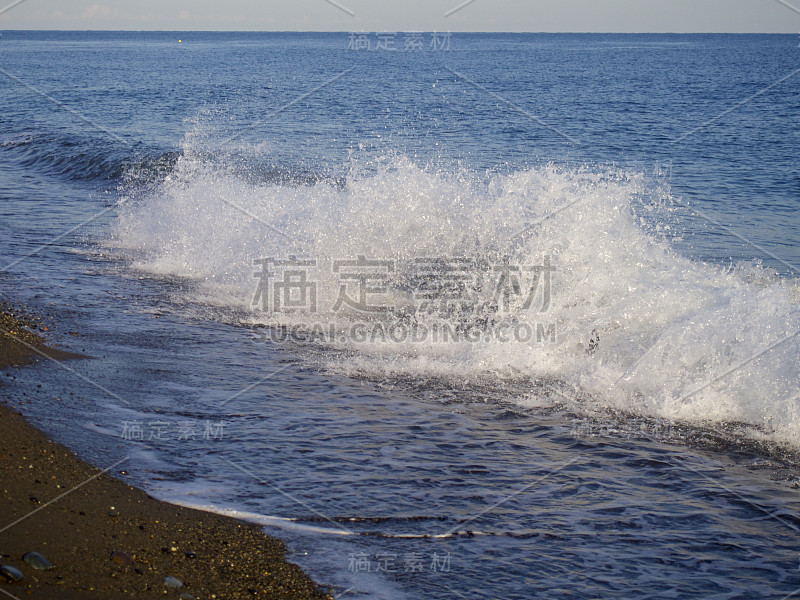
110, 551, 133, 566
179, 594, 194, 600
184, 551, 196, 559
164, 576, 184, 589
22, 552, 54, 570
0, 565, 23, 582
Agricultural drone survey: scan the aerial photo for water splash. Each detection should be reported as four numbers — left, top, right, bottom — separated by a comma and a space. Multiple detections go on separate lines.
108, 134, 800, 446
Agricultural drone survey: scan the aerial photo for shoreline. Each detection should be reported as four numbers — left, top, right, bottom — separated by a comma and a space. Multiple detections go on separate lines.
0, 304, 330, 599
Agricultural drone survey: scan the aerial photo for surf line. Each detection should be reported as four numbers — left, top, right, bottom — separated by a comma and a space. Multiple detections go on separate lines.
169, 501, 494, 538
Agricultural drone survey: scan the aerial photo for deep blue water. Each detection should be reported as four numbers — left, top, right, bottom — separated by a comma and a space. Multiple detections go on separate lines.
1, 32, 800, 599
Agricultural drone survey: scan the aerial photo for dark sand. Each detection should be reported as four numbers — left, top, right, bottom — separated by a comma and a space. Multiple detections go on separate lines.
0, 304, 330, 599
0, 302, 85, 368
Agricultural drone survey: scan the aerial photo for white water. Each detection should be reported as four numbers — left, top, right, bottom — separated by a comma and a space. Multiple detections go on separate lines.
109, 139, 800, 446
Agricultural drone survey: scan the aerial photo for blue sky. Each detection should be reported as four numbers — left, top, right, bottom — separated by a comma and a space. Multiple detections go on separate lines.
1, 0, 799, 32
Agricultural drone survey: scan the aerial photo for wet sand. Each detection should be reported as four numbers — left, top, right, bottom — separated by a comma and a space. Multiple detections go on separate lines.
0, 304, 330, 599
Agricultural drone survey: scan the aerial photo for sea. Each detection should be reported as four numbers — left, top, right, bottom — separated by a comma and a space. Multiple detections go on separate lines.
1, 31, 800, 599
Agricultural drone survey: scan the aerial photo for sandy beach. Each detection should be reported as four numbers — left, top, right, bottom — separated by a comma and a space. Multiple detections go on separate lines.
0, 303, 330, 600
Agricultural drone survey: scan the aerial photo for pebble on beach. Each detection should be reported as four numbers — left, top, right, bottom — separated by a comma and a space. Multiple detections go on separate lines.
110, 550, 134, 566
22, 552, 54, 570
164, 576, 184, 588
0, 565, 23, 582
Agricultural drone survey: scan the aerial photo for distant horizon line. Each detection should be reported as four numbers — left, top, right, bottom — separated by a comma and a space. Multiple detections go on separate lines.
0, 30, 794, 34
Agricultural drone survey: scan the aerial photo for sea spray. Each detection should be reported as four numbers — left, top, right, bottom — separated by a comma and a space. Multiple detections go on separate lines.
109, 139, 800, 445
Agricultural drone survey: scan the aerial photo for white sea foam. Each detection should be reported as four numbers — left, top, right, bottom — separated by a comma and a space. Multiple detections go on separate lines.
109, 138, 800, 446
